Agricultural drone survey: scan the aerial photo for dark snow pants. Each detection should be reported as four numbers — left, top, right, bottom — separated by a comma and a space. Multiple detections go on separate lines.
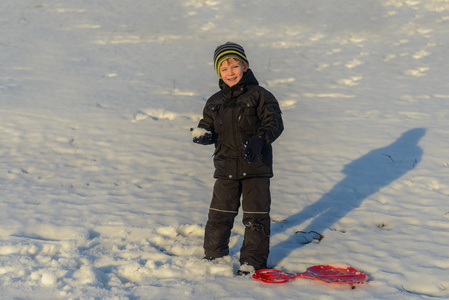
204, 177, 271, 270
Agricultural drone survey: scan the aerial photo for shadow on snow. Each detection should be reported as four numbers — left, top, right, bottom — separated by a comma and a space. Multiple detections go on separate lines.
270, 128, 426, 266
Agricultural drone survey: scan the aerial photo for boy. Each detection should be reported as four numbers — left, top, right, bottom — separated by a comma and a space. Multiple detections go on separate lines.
192, 42, 283, 275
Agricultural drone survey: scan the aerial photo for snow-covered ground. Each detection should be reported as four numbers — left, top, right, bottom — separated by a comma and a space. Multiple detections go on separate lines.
1, 0, 449, 299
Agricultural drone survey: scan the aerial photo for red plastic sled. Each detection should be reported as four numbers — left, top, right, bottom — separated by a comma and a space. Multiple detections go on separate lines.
253, 265, 369, 284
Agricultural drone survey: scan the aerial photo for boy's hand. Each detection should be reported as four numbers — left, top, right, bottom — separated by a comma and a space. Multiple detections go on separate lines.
242, 136, 264, 163
191, 127, 213, 145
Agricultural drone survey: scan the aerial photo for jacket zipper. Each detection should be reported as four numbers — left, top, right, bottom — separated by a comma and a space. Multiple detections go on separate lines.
237, 107, 244, 123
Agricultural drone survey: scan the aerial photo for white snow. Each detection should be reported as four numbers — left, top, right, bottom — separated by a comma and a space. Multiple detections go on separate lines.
1, 0, 449, 299
191, 127, 210, 140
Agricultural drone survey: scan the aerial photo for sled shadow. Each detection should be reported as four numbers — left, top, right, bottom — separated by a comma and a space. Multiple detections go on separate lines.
270, 128, 426, 266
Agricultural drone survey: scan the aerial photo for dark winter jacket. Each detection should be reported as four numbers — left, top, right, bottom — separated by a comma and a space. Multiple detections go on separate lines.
198, 69, 283, 180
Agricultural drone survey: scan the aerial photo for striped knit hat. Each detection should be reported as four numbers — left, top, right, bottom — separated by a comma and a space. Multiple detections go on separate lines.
214, 42, 249, 77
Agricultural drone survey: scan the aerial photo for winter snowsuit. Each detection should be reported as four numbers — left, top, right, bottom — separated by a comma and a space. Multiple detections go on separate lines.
198, 69, 283, 269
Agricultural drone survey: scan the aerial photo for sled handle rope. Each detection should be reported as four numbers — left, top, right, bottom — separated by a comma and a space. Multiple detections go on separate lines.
253, 265, 369, 284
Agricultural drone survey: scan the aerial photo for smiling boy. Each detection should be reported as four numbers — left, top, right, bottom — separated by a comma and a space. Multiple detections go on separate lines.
218, 57, 247, 87
192, 42, 283, 275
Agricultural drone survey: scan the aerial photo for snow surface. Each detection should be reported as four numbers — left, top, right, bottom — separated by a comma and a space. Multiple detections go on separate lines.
1, 0, 449, 299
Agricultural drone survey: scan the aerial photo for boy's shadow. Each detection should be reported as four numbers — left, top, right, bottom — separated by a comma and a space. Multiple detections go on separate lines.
270, 128, 426, 266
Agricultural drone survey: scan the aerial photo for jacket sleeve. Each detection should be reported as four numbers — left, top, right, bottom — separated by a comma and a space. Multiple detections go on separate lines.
197, 95, 219, 143
256, 89, 284, 144
198, 105, 214, 132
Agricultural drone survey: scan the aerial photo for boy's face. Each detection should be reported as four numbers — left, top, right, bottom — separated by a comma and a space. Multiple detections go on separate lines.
219, 58, 248, 87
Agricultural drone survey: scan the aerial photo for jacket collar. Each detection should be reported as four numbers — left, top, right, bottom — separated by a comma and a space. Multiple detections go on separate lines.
219, 69, 259, 96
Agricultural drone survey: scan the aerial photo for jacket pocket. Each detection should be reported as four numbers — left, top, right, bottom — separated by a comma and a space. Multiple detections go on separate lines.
213, 155, 228, 178
238, 99, 260, 136
208, 104, 224, 134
